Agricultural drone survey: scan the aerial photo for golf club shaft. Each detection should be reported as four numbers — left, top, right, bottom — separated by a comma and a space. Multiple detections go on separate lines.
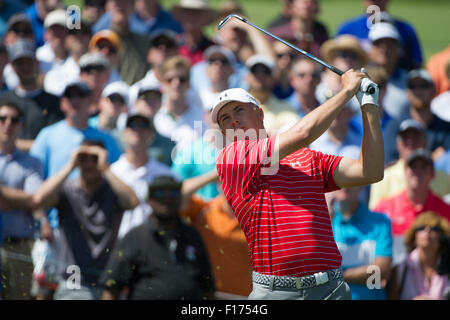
218, 14, 376, 94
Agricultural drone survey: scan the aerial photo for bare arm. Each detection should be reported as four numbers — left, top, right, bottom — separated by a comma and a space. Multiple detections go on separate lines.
275, 69, 365, 161
180, 168, 219, 212
0, 185, 35, 211
343, 257, 392, 286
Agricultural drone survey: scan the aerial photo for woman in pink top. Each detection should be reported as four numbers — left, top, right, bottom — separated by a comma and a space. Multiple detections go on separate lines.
387, 211, 450, 300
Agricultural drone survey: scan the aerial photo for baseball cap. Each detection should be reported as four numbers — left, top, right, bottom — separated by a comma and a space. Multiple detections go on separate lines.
137, 83, 161, 98
89, 29, 121, 51
44, 9, 67, 28
62, 81, 92, 97
149, 29, 177, 47
211, 88, 260, 123
406, 148, 434, 168
368, 22, 401, 43
204, 45, 236, 66
8, 39, 35, 61
148, 175, 182, 196
245, 54, 275, 73
407, 69, 434, 85
79, 52, 110, 70
397, 119, 426, 136
7, 13, 32, 31
101, 81, 130, 105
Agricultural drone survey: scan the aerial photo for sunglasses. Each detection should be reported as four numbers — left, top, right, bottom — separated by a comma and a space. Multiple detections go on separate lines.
337, 51, 359, 60
153, 39, 176, 50
251, 65, 272, 76
65, 90, 89, 99
126, 120, 150, 129
295, 71, 321, 79
276, 52, 295, 59
149, 189, 180, 199
408, 82, 432, 90
81, 65, 107, 73
0, 115, 23, 124
79, 153, 98, 163
96, 43, 117, 54
415, 225, 441, 232
165, 75, 188, 84
208, 57, 229, 65
108, 93, 126, 104
12, 25, 33, 35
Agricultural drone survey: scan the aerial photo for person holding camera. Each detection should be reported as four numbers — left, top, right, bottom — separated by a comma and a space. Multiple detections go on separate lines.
386, 211, 450, 300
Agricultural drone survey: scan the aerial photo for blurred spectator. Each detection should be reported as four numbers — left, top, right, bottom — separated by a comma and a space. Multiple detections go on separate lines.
383, 69, 450, 162
368, 22, 410, 120
0, 39, 63, 151
100, 175, 215, 300
386, 211, 450, 300
132, 84, 175, 166
30, 140, 138, 299
427, 46, 450, 96
0, 43, 7, 91
369, 120, 450, 210
111, 113, 177, 239
78, 52, 112, 115
272, 41, 295, 100
88, 81, 129, 138
244, 54, 299, 135
180, 172, 253, 297
3, 13, 34, 47
130, 0, 182, 36
267, 0, 293, 29
115, 118, 173, 233
43, 21, 92, 96
171, 107, 223, 201
25, 0, 62, 48
128, 29, 179, 107
29, 82, 121, 181
88, 29, 122, 85
153, 55, 205, 150
268, 0, 329, 60
83, 0, 106, 26
171, 0, 217, 65
285, 57, 321, 116
197, 45, 235, 111
93, 0, 149, 85
328, 185, 392, 300
0, 101, 43, 299
336, 0, 423, 71
0, 0, 28, 38
430, 58, 450, 122
374, 149, 450, 265
36, 9, 69, 74
317, 35, 367, 111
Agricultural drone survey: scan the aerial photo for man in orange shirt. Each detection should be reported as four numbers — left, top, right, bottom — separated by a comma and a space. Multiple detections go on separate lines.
427, 45, 450, 96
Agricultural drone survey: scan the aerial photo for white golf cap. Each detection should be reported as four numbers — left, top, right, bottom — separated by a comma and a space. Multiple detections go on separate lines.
407, 69, 433, 84
101, 81, 130, 105
368, 22, 401, 43
211, 88, 260, 124
245, 54, 275, 73
44, 9, 67, 28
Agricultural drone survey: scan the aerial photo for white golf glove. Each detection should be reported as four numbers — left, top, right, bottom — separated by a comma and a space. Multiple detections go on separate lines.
356, 77, 379, 107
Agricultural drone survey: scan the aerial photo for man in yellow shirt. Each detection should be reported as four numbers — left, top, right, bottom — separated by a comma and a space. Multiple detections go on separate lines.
369, 119, 450, 209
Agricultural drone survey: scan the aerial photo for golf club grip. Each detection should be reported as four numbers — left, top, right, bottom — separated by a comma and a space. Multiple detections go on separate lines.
326, 67, 376, 94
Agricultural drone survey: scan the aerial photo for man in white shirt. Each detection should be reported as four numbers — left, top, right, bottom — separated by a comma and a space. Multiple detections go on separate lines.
111, 113, 178, 238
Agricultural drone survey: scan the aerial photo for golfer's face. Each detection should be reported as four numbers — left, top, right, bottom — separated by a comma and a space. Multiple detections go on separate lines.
217, 101, 264, 136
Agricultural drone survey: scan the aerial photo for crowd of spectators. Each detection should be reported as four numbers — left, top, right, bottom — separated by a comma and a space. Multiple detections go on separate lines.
0, 0, 448, 300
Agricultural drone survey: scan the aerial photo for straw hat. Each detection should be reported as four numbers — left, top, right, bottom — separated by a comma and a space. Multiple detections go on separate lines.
320, 35, 368, 66
172, 0, 217, 24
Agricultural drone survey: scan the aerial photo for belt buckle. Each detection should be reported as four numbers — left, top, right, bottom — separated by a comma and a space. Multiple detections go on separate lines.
314, 272, 329, 286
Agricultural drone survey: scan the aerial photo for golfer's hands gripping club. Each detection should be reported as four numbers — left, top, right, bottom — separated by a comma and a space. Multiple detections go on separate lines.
341, 69, 379, 107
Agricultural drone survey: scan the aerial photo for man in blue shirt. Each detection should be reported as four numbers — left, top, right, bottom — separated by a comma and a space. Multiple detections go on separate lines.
335, 0, 422, 71
329, 186, 393, 300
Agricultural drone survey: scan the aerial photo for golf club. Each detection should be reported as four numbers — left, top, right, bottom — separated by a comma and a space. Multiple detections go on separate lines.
218, 14, 376, 94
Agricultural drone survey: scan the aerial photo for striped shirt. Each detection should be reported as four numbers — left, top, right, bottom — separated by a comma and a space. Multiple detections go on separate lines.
217, 136, 343, 277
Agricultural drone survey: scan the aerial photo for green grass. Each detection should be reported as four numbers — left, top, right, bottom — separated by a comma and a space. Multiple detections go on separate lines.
64, 0, 450, 62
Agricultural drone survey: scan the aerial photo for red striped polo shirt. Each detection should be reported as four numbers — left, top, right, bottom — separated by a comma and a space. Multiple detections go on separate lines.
217, 136, 343, 277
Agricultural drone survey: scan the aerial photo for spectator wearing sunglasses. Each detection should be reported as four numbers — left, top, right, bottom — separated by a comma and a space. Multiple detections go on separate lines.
3, 13, 35, 47
374, 149, 450, 265
153, 55, 205, 150
110, 113, 178, 239
83, 0, 107, 26
128, 29, 179, 107
243, 54, 299, 135
316, 35, 367, 113
0, 0, 28, 39
0, 100, 45, 299
100, 175, 215, 300
383, 69, 450, 163
386, 211, 450, 300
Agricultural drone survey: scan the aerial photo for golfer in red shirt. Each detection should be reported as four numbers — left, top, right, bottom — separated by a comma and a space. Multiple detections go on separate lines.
212, 69, 384, 300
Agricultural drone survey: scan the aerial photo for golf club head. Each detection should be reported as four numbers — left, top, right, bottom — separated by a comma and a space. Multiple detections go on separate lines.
217, 14, 246, 30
